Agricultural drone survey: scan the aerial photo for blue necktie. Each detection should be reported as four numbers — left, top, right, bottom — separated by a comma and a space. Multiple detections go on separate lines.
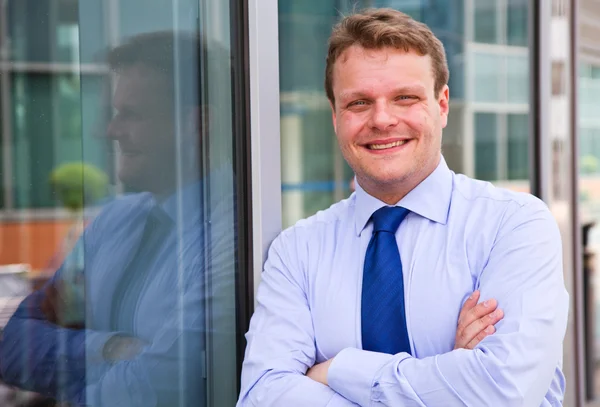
361, 206, 411, 355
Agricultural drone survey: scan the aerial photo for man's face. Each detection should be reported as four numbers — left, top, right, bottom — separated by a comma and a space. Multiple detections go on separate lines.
107, 64, 176, 193
330, 45, 449, 200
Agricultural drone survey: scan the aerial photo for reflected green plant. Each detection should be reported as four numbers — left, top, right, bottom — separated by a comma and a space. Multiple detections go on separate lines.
50, 162, 108, 211
580, 155, 600, 175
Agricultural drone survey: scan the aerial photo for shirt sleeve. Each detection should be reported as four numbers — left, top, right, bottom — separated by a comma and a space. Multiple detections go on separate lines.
237, 230, 359, 407
0, 276, 115, 404
85, 195, 238, 407
83, 283, 208, 407
328, 198, 569, 407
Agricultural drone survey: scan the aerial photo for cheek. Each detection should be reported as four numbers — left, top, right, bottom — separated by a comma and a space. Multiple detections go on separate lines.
403, 108, 435, 136
337, 116, 365, 144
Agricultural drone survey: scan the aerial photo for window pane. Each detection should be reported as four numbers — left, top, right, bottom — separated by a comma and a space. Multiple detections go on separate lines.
507, 113, 529, 180
474, 0, 497, 44
473, 52, 501, 103
507, 0, 528, 46
8, 0, 82, 63
579, 59, 600, 401
279, 0, 354, 228
0, 0, 246, 406
10, 73, 109, 209
506, 53, 529, 103
474, 113, 498, 181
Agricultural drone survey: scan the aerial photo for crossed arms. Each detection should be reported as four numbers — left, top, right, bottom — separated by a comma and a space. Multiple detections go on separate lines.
237, 201, 569, 407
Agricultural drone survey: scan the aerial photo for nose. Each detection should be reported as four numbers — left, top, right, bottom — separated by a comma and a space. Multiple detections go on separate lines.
106, 117, 124, 140
368, 101, 399, 131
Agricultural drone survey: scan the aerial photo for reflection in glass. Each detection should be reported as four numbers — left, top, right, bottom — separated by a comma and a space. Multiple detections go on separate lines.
8, 0, 81, 63
11, 73, 108, 209
0, 1, 242, 406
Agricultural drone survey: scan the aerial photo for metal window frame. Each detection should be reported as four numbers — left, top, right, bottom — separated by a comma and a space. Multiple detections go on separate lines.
532, 0, 584, 406
231, 0, 255, 390
248, 0, 282, 301
571, 0, 587, 406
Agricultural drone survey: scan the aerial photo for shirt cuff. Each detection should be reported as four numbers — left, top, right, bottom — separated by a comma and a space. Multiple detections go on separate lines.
328, 348, 397, 406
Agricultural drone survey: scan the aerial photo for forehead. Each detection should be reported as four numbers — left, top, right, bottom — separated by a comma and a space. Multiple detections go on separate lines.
332, 45, 434, 94
112, 64, 171, 110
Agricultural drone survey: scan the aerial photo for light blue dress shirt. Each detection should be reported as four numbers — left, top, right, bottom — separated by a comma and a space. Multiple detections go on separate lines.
1, 166, 236, 406
238, 156, 569, 407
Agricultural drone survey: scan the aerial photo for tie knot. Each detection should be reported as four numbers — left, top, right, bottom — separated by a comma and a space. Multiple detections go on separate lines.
371, 206, 409, 233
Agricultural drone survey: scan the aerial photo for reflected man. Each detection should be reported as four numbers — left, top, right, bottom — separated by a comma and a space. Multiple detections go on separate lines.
0, 31, 235, 407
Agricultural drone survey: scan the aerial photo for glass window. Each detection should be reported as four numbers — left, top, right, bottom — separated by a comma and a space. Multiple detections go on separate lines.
10, 73, 109, 209
579, 61, 600, 402
474, 113, 498, 181
473, 52, 502, 103
506, 0, 528, 47
506, 53, 529, 103
474, 0, 497, 44
507, 113, 529, 180
8, 0, 82, 63
0, 1, 248, 406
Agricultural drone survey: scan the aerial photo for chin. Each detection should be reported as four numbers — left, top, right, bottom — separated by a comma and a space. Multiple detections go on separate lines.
372, 167, 414, 185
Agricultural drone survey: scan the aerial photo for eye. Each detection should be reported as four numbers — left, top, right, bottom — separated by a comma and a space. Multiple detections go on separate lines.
396, 95, 416, 101
348, 100, 367, 107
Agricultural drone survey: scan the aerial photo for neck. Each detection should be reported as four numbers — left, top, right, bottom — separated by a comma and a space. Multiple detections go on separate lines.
359, 155, 441, 205
148, 169, 200, 202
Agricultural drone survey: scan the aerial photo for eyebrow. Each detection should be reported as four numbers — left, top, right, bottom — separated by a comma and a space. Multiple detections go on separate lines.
339, 85, 427, 102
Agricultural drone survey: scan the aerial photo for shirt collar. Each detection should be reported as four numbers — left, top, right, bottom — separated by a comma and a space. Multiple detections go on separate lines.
153, 162, 234, 225
354, 156, 453, 235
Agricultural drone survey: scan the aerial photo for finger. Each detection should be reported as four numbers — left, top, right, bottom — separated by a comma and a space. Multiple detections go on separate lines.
463, 290, 480, 309
457, 298, 498, 335
457, 291, 480, 323
456, 308, 504, 349
465, 325, 495, 350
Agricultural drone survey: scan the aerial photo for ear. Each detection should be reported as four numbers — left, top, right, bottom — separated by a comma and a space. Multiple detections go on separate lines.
438, 85, 449, 129
330, 100, 337, 133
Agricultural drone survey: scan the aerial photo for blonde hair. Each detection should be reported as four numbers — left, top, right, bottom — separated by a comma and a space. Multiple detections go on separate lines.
325, 8, 449, 105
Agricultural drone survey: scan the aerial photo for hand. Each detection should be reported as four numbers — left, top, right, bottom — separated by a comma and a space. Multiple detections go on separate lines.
454, 290, 504, 350
102, 335, 147, 363
306, 358, 334, 385
40, 281, 85, 329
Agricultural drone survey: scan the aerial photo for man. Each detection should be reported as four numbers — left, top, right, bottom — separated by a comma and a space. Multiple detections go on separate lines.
238, 8, 568, 407
0, 31, 235, 406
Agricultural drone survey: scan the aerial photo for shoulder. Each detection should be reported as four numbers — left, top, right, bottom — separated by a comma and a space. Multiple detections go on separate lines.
282, 195, 354, 239
86, 192, 152, 233
452, 173, 537, 206
268, 196, 355, 259
451, 173, 557, 238
453, 173, 549, 214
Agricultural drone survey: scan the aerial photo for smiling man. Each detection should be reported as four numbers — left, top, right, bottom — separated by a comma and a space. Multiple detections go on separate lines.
238, 8, 568, 407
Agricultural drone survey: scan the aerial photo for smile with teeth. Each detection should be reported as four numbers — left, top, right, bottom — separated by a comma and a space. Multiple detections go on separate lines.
368, 140, 408, 150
